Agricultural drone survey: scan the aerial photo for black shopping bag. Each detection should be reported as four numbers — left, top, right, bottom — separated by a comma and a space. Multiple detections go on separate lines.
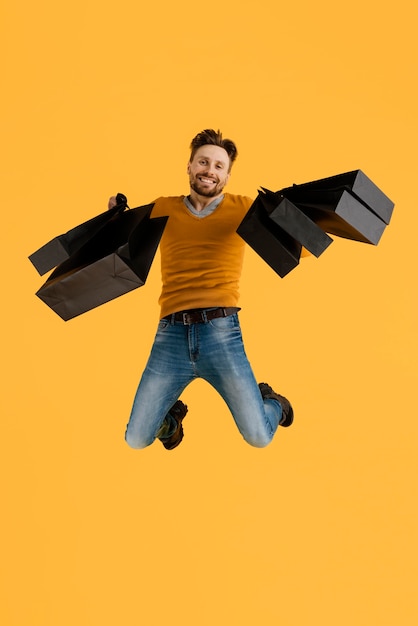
279, 170, 394, 245
259, 188, 333, 257
29, 194, 128, 275
36, 204, 168, 321
237, 191, 303, 278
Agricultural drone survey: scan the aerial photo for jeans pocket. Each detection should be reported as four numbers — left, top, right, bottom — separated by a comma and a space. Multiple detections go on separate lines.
208, 314, 239, 331
157, 318, 170, 332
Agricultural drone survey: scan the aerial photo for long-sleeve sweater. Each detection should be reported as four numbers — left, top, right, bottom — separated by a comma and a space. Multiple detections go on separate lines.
151, 194, 253, 318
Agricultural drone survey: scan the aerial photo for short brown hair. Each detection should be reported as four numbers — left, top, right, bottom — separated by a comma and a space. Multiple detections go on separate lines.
189, 129, 238, 170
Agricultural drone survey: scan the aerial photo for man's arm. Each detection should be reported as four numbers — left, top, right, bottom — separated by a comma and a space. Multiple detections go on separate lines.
108, 196, 117, 210
108, 193, 128, 210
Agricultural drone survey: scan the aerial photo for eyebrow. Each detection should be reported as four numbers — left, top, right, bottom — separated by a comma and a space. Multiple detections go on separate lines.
197, 155, 227, 166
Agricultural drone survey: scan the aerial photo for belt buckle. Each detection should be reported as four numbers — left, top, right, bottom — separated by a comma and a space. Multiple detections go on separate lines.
182, 310, 205, 324
182, 311, 194, 326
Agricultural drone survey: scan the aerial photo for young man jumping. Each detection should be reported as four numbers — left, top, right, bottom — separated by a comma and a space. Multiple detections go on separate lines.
109, 129, 293, 451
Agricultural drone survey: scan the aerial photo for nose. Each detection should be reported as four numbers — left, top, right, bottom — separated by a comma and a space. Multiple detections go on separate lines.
205, 162, 217, 177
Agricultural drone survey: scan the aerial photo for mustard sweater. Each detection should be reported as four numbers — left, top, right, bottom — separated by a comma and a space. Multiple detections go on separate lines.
151, 194, 253, 318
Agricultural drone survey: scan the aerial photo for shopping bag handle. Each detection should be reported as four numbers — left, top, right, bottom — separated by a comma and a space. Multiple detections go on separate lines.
115, 193, 130, 211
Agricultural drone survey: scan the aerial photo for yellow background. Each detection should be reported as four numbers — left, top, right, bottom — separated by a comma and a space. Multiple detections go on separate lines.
1, 1, 417, 624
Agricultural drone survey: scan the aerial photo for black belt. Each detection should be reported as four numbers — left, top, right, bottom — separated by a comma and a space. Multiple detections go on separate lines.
163, 307, 240, 325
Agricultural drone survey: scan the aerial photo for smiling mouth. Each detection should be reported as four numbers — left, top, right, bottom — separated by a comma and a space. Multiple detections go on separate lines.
198, 176, 217, 185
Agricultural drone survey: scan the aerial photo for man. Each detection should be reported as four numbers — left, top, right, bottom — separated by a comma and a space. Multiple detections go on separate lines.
109, 129, 293, 450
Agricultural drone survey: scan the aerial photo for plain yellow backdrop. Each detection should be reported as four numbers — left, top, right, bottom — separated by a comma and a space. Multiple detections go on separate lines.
1, 1, 417, 625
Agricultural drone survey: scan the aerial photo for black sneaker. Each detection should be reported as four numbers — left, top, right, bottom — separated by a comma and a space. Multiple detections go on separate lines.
159, 400, 188, 450
258, 382, 294, 427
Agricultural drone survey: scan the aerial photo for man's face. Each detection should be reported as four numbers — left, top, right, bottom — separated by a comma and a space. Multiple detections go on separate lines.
187, 145, 231, 198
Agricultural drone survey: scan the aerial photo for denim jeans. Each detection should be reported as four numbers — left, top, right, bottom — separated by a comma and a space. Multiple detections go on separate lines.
125, 312, 282, 448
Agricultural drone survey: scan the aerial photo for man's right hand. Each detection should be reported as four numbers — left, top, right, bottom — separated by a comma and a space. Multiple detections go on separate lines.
108, 196, 118, 210
108, 193, 128, 210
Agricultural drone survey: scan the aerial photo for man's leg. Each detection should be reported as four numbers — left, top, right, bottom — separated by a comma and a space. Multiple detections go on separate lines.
125, 319, 194, 449
156, 399, 188, 450
196, 314, 293, 447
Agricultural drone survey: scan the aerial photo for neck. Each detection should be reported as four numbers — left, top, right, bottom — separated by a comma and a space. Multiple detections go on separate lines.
188, 189, 224, 212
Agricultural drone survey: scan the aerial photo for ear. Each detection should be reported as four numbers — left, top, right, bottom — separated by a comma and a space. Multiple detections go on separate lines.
187, 162, 191, 174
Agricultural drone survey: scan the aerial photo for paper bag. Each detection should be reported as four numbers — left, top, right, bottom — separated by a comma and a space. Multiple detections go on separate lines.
36, 204, 168, 320
279, 170, 394, 245
259, 188, 333, 257
280, 170, 394, 224
29, 195, 128, 275
236, 193, 302, 278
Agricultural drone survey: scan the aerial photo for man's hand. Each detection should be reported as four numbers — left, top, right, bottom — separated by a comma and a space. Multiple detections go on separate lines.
108, 196, 118, 210
108, 193, 128, 210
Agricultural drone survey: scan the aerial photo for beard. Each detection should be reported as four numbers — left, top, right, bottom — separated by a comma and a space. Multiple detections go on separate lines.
189, 175, 226, 198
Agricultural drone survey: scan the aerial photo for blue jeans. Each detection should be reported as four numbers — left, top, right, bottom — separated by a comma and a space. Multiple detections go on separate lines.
125, 312, 282, 448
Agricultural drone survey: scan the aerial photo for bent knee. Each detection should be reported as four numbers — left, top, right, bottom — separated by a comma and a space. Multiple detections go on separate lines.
243, 433, 273, 448
125, 431, 154, 450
